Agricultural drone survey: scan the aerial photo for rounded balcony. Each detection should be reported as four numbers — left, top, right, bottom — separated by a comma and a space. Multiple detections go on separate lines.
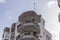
17, 23, 40, 34
18, 35, 38, 40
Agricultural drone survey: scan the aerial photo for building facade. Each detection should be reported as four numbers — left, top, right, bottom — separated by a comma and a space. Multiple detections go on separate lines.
58, 0, 60, 22
57, 0, 60, 8
2, 11, 52, 40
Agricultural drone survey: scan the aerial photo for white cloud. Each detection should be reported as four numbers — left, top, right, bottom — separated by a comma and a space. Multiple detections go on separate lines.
47, 1, 57, 8
0, 0, 6, 3
8, 16, 12, 19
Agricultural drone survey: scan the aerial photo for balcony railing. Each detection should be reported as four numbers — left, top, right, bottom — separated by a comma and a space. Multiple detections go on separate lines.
17, 23, 40, 33
17, 35, 39, 40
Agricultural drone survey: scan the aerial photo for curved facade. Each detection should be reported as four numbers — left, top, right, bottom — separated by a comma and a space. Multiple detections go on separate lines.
17, 23, 40, 33
2, 27, 10, 40
2, 10, 52, 40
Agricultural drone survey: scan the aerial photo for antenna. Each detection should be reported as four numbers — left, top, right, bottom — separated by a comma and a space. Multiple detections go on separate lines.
34, 2, 36, 10
33, 0, 36, 10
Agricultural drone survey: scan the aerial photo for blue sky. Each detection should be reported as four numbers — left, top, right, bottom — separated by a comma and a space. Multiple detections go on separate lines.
0, 0, 60, 40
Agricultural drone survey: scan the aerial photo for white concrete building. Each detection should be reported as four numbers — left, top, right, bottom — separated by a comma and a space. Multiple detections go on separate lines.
2, 27, 10, 40
2, 11, 52, 40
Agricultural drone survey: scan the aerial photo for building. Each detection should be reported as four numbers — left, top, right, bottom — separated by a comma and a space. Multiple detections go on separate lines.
2, 10, 52, 40
2, 27, 10, 40
57, 0, 60, 8
58, 13, 60, 22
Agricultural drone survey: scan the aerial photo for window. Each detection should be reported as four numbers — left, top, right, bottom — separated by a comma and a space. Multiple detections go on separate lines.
11, 32, 15, 39
17, 35, 20, 38
11, 29, 15, 32
2, 34, 4, 38
33, 32, 36, 35
33, 32, 38, 38
36, 24, 39, 27
16, 34, 20, 40
28, 33, 30, 34
32, 19, 35, 23
24, 33, 27, 35
11, 27, 15, 32
25, 21, 29, 23
4, 39, 8, 40
40, 35, 42, 38
24, 32, 31, 35
17, 24, 21, 28
25, 21, 31, 23
46, 35, 50, 40
17, 24, 21, 32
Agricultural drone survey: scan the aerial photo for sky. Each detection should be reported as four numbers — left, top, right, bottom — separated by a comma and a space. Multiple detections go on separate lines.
0, 0, 60, 40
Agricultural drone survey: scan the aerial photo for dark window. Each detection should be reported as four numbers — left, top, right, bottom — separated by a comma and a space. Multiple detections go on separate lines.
25, 21, 29, 23
11, 29, 15, 32
32, 19, 35, 23
24, 33, 27, 35
4, 39, 8, 40
40, 36, 42, 38
17, 24, 21, 32
46, 35, 50, 40
18, 35, 20, 38
28, 33, 30, 35
16, 34, 20, 40
24, 32, 31, 35
33, 32, 36, 35
33, 32, 38, 38
36, 24, 39, 27
17, 24, 21, 28
2, 34, 4, 38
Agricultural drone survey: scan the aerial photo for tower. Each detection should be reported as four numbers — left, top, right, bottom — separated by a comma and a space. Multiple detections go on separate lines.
2, 27, 10, 40
16, 10, 52, 40
17, 11, 41, 40
10, 23, 16, 40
